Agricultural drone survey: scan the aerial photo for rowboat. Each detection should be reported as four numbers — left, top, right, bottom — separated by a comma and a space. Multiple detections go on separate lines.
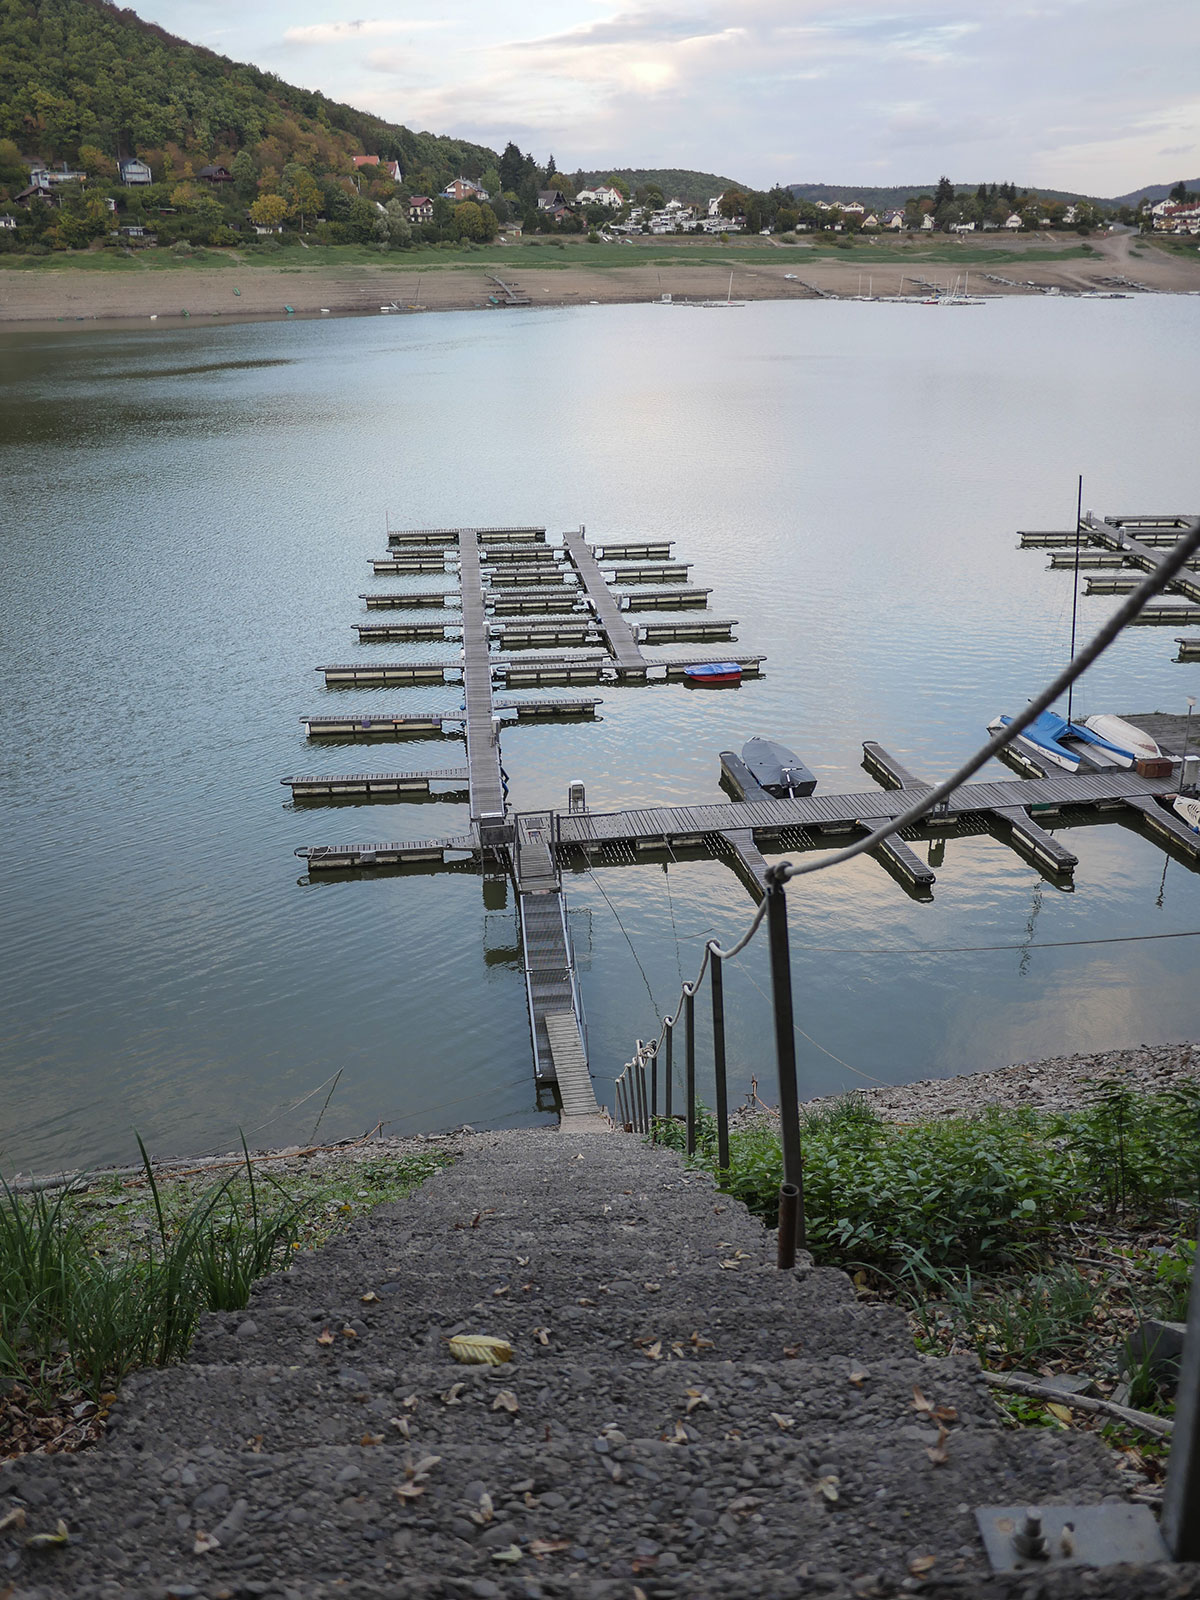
683, 662, 741, 685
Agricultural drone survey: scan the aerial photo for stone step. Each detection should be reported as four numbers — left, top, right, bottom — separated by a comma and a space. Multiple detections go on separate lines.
0, 1428, 1118, 1600
189, 1291, 919, 1370
105, 1351, 997, 1457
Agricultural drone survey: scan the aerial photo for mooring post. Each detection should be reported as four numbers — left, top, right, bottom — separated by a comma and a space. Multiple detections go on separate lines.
711, 951, 730, 1171
684, 988, 696, 1157
1162, 1214, 1200, 1558
766, 871, 806, 1266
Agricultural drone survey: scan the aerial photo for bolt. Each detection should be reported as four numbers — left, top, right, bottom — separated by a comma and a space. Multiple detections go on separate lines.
1013, 1509, 1049, 1560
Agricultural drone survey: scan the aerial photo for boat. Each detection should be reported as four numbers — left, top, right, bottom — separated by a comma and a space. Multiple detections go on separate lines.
988, 709, 1159, 773
683, 661, 741, 685
1171, 793, 1200, 832
1079, 714, 1162, 767
741, 738, 816, 797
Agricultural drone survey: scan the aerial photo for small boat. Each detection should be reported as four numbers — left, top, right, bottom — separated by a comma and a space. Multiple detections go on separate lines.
742, 737, 816, 797
1171, 794, 1200, 833
988, 710, 1084, 772
1080, 714, 1161, 767
683, 661, 741, 685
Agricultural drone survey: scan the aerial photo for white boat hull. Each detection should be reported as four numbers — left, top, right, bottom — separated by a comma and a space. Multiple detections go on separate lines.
1081, 714, 1161, 767
1173, 794, 1200, 833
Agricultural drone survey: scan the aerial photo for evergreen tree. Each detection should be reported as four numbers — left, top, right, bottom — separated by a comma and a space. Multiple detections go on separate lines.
934, 175, 955, 208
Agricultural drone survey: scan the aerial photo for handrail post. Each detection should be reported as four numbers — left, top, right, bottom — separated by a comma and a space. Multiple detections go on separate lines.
766, 872, 806, 1266
684, 988, 696, 1157
711, 951, 730, 1171
650, 1044, 658, 1140
635, 1048, 648, 1133
664, 1022, 673, 1122
1162, 1213, 1200, 1558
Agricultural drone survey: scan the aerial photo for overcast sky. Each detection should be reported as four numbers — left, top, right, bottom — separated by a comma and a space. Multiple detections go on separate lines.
138, 0, 1198, 195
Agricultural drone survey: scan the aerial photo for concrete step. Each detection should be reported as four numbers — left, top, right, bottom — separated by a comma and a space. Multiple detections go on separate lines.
105, 1351, 998, 1456
189, 1290, 919, 1370
0, 1427, 1119, 1600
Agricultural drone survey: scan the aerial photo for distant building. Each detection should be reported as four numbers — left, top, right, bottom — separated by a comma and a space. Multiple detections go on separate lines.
1004, 212, 1022, 229
408, 196, 434, 223
353, 155, 402, 182
118, 158, 153, 186
0, 213, 16, 229
536, 188, 568, 210
576, 185, 623, 208
882, 210, 905, 229
949, 221, 976, 232
921, 214, 935, 230
197, 165, 232, 184
862, 213, 879, 228
444, 177, 488, 203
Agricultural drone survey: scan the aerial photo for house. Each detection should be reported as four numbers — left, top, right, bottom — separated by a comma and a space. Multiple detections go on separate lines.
444, 177, 489, 203
921, 213, 935, 230
862, 213, 879, 228
353, 156, 402, 182
28, 163, 87, 189
0, 214, 16, 229
882, 210, 905, 229
576, 185, 623, 208
1153, 204, 1200, 233
1062, 205, 1077, 224
1003, 212, 1023, 229
949, 221, 976, 232
197, 165, 232, 184
536, 188, 568, 210
840, 201, 865, 217
119, 223, 146, 237
118, 158, 153, 185
408, 195, 434, 223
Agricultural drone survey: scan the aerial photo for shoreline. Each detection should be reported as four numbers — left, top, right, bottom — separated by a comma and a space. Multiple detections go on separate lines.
15, 1038, 1197, 1192
2, 237, 1198, 331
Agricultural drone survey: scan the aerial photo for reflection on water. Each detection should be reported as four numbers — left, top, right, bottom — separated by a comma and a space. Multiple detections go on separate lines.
1, 298, 1199, 1170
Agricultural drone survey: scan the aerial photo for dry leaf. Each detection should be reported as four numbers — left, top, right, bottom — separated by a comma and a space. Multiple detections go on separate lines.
684, 1388, 710, 1414
926, 1423, 950, 1467
0, 1509, 27, 1533
644, 1282, 661, 1293
770, 1412, 795, 1431
341, 1326, 358, 1340
718, 1260, 739, 1270
817, 1475, 840, 1503
1046, 1402, 1073, 1426
577, 1298, 596, 1307
492, 1545, 523, 1563
402, 1394, 419, 1410
665, 1420, 689, 1444
395, 1481, 425, 1501
516, 1255, 530, 1266
359, 1433, 384, 1447
192, 1531, 220, 1555
390, 1416, 411, 1439
245, 1434, 263, 1453
642, 1340, 662, 1361
471, 1493, 495, 1525
909, 1554, 937, 1576
492, 1390, 519, 1413
849, 1369, 868, 1388
25, 1521, 69, 1550
528, 1538, 570, 1557
782, 1344, 800, 1359
492, 1286, 510, 1298
532, 1327, 551, 1346
316, 1328, 335, 1346
413, 1454, 441, 1476
690, 1332, 714, 1350
912, 1387, 933, 1414
361, 1291, 380, 1304
448, 1334, 512, 1367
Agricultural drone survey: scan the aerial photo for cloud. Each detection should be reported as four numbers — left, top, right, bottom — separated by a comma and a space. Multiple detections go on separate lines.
283, 17, 449, 45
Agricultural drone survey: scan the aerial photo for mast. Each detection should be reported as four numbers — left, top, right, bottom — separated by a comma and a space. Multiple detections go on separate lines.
1066, 474, 1084, 725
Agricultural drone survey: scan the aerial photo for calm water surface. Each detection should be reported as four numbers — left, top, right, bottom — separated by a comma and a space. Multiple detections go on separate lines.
2, 297, 1199, 1171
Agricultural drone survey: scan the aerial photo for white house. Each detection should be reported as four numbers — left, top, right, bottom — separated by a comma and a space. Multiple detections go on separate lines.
921, 213, 935, 230
840, 201, 865, 217
577, 185, 623, 208
118, 158, 153, 186
1003, 212, 1023, 230
882, 210, 905, 230
862, 213, 880, 228
442, 177, 489, 203
949, 220, 976, 232
0, 213, 16, 230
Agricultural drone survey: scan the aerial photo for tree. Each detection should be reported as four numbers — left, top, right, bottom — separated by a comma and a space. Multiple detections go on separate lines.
78, 144, 115, 179
374, 198, 411, 248
605, 174, 631, 199
248, 193, 289, 228
934, 175, 955, 208
231, 150, 257, 203
481, 166, 501, 198
1169, 181, 1188, 204
282, 164, 323, 227
452, 200, 486, 240
545, 153, 557, 180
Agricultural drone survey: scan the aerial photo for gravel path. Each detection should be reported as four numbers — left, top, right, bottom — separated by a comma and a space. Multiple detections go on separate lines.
1, 1129, 1186, 1599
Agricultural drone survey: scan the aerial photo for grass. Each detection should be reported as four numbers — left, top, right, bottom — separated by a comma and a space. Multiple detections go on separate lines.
659, 1080, 1198, 1465
0, 1137, 452, 1455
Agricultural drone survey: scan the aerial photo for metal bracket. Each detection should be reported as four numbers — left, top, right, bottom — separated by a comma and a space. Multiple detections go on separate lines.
975, 1505, 1169, 1572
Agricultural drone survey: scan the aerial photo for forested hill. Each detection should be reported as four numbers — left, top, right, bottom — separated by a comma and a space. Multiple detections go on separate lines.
572, 168, 744, 206
0, 0, 497, 183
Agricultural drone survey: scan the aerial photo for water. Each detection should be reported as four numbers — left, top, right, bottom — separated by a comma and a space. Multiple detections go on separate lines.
2, 296, 1198, 1173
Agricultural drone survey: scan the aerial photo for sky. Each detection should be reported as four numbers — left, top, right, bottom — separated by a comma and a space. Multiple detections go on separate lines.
136, 0, 1199, 195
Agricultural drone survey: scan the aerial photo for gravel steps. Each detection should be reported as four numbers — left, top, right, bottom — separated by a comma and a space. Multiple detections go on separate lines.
0, 1129, 1146, 1599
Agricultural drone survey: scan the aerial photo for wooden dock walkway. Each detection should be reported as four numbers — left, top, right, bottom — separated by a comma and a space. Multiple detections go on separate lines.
457, 529, 507, 835
387, 526, 544, 547
301, 698, 601, 738
561, 526, 649, 677
283, 768, 469, 800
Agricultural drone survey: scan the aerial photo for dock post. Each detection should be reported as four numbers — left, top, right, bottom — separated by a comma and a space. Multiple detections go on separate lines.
684, 989, 696, 1157
664, 1023, 674, 1122
1162, 1215, 1200, 1558
650, 1044, 658, 1139
766, 873, 806, 1265
711, 952, 730, 1172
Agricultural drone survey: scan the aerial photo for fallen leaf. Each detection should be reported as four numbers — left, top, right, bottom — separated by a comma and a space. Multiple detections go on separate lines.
690, 1332, 714, 1350
532, 1327, 551, 1346
244, 1434, 263, 1453
390, 1416, 411, 1439
684, 1388, 710, 1414
782, 1344, 800, 1359
492, 1545, 523, 1563
770, 1412, 795, 1431
361, 1292, 380, 1304
925, 1423, 950, 1467
394, 1481, 425, 1500
192, 1531, 220, 1554
665, 1420, 689, 1444
577, 1298, 596, 1307
359, 1433, 384, 1447
849, 1369, 868, 1388
0, 1509, 27, 1534
909, 1554, 937, 1576
516, 1256, 530, 1266
448, 1334, 513, 1367
528, 1538, 570, 1557
492, 1390, 519, 1413
912, 1387, 932, 1414
412, 1454, 441, 1477
341, 1326, 358, 1340
316, 1328, 335, 1346
402, 1394, 419, 1410
818, 1475, 840, 1503
719, 1260, 739, 1270
1046, 1402, 1073, 1426
24, 1520, 69, 1550
644, 1282, 661, 1293
642, 1341, 662, 1361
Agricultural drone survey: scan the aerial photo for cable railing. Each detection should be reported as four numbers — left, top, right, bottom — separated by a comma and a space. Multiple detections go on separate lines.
614, 514, 1200, 1559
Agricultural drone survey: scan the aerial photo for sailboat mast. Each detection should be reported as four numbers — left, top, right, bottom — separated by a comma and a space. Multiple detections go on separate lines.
1066, 474, 1084, 724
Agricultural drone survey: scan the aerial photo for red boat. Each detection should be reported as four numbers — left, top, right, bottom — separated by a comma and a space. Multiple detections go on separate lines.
683, 661, 742, 685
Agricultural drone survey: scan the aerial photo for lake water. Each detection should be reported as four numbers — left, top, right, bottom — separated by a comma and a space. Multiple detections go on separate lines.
2, 296, 1199, 1173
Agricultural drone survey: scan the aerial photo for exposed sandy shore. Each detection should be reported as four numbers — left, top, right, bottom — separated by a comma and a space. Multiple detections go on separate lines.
2, 231, 1197, 328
